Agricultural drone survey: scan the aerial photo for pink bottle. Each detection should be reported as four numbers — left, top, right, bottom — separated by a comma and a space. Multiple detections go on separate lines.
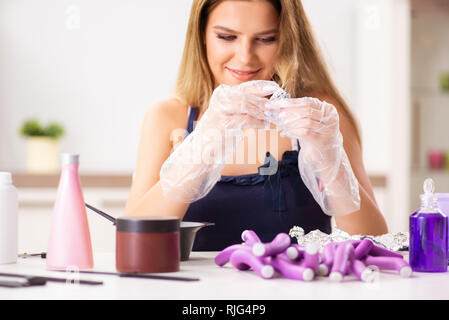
46, 154, 94, 270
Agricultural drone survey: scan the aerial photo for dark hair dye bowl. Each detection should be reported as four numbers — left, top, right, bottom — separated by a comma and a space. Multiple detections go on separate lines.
180, 222, 214, 261
84, 203, 213, 263
116, 216, 180, 273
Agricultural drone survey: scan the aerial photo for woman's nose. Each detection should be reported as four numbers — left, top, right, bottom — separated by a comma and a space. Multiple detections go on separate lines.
237, 39, 254, 65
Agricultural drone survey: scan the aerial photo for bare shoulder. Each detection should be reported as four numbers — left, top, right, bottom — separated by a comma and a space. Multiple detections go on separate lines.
131, 97, 189, 193
143, 97, 189, 132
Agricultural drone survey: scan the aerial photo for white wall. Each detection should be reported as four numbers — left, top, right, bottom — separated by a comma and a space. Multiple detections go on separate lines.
410, 7, 449, 211
0, 0, 364, 173
411, 10, 449, 168
0, 0, 192, 172
355, 0, 411, 232
305, 0, 411, 231
302, 0, 358, 109
0, 1, 411, 231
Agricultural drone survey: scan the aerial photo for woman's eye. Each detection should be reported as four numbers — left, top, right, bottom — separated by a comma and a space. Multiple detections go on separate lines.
258, 37, 277, 43
217, 34, 236, 41
216, 34, 277, 43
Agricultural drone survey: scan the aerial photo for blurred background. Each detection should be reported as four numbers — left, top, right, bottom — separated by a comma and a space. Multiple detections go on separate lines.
0, 0, 448, 253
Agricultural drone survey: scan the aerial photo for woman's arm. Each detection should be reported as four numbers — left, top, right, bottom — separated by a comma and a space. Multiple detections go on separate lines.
124, 99, 190, 219
323, 96, 389, 235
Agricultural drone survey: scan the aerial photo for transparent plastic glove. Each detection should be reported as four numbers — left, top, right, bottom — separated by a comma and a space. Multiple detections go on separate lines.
267, 97, 360, 216
160, 80, 281, 203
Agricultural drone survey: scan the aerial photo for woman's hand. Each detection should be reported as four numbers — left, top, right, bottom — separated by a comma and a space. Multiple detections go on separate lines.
197, 80, 281, 133
266, 97, 361, 216
267, 97, 341, 175
159, 80, 280, 203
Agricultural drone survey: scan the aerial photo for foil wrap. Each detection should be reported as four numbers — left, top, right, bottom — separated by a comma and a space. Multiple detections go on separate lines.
289, 226, 409, 252
270, 88, 291, 101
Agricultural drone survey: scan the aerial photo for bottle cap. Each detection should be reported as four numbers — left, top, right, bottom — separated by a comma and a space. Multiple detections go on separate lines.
420, 178, 437, 207
0, 172, 12, 185
61, 153, 79, 165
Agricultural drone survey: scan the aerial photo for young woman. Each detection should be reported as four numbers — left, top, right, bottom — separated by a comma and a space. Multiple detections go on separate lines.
124, 0, 388, 250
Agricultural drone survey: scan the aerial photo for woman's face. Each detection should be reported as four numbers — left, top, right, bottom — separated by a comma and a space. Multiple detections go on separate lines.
204, 0, 280, 87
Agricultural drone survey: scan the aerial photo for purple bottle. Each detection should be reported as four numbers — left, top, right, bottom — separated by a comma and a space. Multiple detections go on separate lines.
410, 178, 448, 273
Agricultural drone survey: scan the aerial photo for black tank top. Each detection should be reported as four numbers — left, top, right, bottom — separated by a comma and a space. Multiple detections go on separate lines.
182, 107, 331, 251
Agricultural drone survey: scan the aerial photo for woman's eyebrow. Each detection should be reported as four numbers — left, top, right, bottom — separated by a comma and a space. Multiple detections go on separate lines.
212, 25, 278, 36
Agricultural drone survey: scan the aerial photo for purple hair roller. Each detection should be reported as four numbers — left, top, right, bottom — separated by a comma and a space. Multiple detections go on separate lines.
230, 249, 274, 279
330, 242, 354, 282
252, 233, 291, 257
300, 260, 329, 277
271, 256, 314, 281
241, 230, 261, 246
322, 242, 335, 266
285, 244, 305, 261
303, 242, 320, 270
352, 259, 374, 282
337, 242, 354, 275
349, 240, 362, 247
354, 239, 374, 260
215, 244, 249, 267
368, 245, 403, 259
364, 255, 412, 278
319, 242, 336, 276
316, 255, 330, 276
276, 251, 296, 262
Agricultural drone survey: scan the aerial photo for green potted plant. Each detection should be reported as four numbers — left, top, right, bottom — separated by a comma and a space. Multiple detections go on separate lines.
19, 119, 65, 173
440, 72, 449, 92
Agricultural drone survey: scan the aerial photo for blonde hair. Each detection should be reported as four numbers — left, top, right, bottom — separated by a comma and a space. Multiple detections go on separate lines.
175, 0, 361, 143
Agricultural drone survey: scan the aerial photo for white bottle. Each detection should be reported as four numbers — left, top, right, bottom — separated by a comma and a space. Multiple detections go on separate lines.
0, 172, 18, 264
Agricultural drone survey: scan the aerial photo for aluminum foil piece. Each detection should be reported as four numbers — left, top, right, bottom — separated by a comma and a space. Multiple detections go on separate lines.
264, 88, 291, 119
289, 226, 409, 252
270, 88, 291, 101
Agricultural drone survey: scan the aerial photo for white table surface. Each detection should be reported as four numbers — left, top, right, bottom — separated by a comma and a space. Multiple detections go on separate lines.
0, 251, 448, 300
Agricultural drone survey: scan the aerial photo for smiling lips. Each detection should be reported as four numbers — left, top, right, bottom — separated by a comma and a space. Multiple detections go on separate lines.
226, 67, 261, 80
